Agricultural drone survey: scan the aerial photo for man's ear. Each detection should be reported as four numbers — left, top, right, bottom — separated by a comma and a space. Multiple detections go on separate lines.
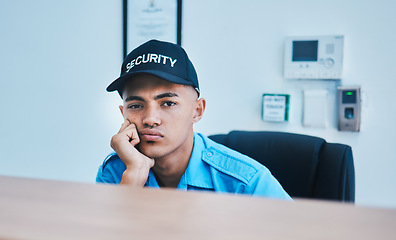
119, 105, 124, 118
192, 98, 206, 123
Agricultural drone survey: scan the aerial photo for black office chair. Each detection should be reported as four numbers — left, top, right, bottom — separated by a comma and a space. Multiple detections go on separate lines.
209, 131, 355, 202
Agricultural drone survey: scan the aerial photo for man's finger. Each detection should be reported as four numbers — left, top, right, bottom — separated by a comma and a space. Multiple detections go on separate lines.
129, 130, 135, 142
118, 119, 132, 133
123, 122, 140, 144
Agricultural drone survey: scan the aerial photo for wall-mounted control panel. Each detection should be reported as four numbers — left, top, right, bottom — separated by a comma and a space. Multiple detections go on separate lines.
337, 86, 361, 131
284, 35, 344, 80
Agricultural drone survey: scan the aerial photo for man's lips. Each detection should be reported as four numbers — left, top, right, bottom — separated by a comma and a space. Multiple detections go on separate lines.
139, 130, 163, 142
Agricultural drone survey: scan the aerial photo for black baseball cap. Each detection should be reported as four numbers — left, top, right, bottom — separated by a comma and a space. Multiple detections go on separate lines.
107, 39, 199, 97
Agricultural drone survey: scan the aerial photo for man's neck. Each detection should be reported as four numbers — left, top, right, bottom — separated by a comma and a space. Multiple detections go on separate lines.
152, 132, 194, 188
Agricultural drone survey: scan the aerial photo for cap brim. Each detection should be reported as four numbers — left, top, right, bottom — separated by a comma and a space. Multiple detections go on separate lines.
106, 70, 195, 92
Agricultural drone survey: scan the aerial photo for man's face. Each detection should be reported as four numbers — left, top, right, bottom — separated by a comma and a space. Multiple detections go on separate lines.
120, 74, 205, 160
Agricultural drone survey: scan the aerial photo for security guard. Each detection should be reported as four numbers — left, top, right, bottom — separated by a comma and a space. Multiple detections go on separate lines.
97, 40, 291, 200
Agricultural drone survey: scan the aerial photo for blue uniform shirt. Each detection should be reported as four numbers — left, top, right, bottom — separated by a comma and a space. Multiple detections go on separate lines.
96, 133, 291, 200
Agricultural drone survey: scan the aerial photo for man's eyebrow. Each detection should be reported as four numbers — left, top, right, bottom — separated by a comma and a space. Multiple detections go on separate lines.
125, 92, 179, 102
125, 96, 145, 102
154, 92, 179, 100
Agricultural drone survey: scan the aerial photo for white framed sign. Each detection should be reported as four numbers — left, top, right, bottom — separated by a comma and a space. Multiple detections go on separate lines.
123, 0, 182, 57
262, 94, 290, 122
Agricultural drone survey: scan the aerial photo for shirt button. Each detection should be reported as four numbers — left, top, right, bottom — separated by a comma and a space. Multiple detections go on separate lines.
206, 151, 213, 157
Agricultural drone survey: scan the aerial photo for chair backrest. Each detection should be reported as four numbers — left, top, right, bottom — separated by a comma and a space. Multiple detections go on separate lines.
209, 131, 355, 202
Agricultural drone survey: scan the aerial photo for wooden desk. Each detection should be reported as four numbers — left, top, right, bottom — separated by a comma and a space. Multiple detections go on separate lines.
0, 175, 395, 240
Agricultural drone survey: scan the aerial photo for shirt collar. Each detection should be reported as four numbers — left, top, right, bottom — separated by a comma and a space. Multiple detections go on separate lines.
182, 133, 214, 189
146, 170, 160, 188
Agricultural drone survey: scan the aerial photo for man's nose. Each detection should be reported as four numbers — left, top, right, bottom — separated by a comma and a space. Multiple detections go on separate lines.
142, 105, 161, 127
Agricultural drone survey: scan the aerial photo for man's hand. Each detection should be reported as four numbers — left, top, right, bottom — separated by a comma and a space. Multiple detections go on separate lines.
110, 119, 155, 187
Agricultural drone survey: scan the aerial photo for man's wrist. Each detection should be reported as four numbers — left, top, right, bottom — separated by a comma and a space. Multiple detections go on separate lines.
120, 168, 148, 187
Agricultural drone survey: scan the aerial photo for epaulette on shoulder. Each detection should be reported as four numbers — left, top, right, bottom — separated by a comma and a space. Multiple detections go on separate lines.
202, 146, 261, 185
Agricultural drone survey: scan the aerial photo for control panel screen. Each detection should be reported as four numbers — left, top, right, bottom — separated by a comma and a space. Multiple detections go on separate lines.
342, 90, 357, 104
292, 40, 318, 62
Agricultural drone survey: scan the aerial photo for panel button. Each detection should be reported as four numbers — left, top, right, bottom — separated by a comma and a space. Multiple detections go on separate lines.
324, 58, 335, 68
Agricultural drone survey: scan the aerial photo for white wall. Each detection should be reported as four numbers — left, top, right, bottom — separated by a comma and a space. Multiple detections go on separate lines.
182, 0, 396, 209
1, 0, 395, 209
0, 0, 123, 182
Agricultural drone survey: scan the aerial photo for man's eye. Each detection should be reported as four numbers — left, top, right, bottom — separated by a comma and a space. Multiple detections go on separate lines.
162, 101, 176, 107
127, 104, 142, 109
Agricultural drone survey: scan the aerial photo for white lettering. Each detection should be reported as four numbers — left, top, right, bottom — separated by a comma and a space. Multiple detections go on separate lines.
142, 54, 149, 63
124, 53, 177, 73
126, 60, 136, 73
135, 56, 142, 65
150, 54, 158, 63
162, 56, 169, 65
170, 58, 177, 67
126, 63, 132, 72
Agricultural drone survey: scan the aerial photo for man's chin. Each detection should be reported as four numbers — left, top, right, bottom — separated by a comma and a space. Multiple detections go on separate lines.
137, 143, 165, 159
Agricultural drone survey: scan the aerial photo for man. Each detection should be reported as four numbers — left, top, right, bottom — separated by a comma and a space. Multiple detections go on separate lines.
97, 39, 291, 200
